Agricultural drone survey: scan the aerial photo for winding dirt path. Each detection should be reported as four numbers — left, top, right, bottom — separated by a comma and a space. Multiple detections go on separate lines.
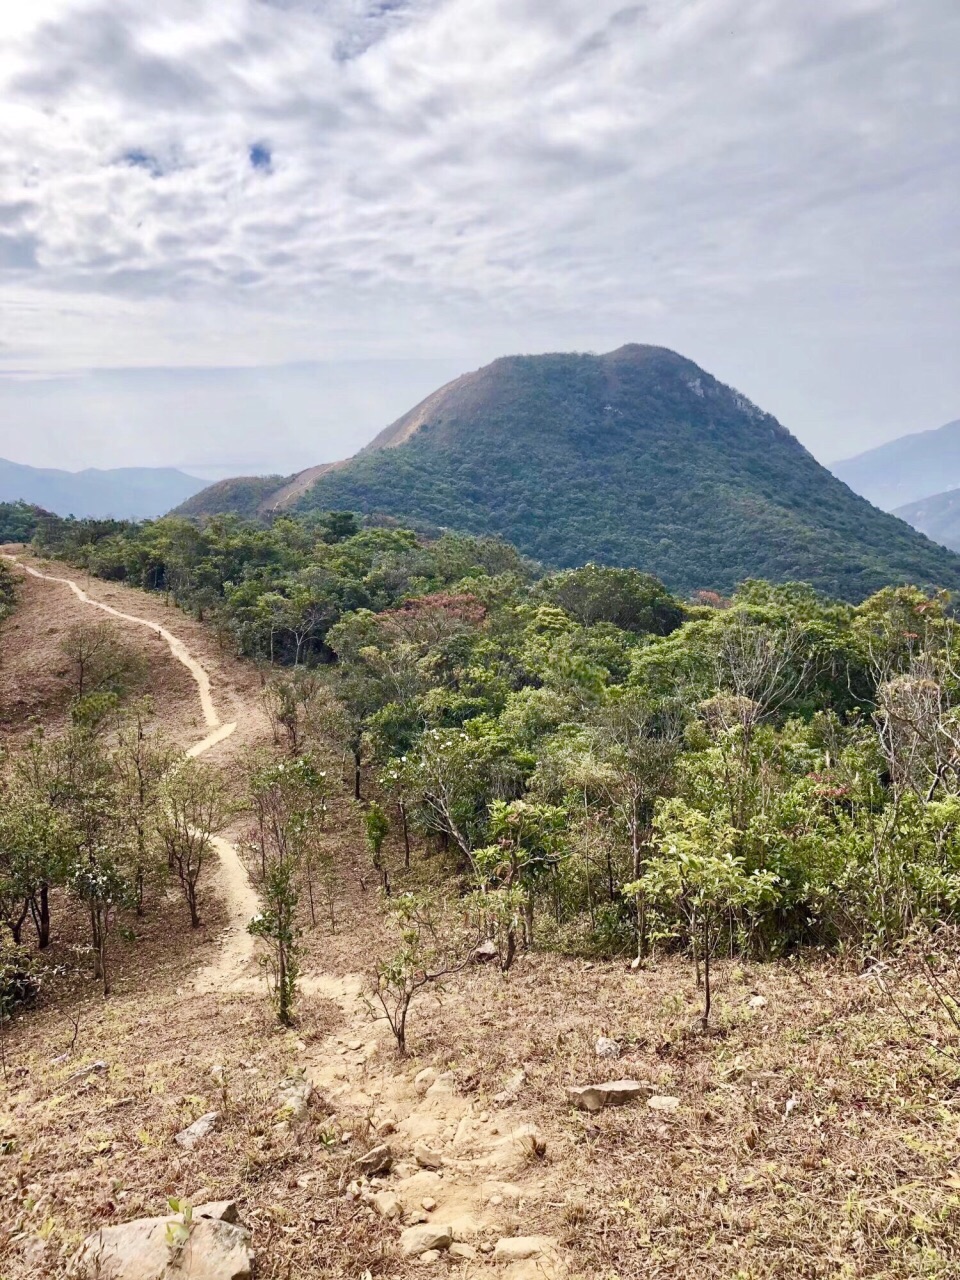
0, 554, 260, 988
2, 555, 567, 1277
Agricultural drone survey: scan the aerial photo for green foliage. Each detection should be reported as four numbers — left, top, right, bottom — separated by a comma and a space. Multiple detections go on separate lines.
0, 500, 47, 545
288, 348, 960, 601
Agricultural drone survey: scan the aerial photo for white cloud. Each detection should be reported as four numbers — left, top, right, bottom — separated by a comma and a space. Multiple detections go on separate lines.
0, 0, 957, 463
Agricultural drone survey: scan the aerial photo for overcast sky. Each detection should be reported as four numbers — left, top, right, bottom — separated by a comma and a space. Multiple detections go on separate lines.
0, 0, 957, 476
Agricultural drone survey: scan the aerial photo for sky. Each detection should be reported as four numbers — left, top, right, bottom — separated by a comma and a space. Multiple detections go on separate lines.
0, 0, 957, 476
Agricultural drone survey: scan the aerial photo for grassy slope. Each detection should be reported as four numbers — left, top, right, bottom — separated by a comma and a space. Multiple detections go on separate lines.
293, 347, 960, 601
173, 473, 289, 520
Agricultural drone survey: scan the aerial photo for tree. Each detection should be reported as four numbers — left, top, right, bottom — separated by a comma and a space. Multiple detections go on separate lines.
365, 802, 391, 894
112, 701, 174, 914
158, 761, 230, 928
244, 753, 331, 1021
637, 802, 777, 1027
371, 892, 475, 1055
59, 622, 145, 703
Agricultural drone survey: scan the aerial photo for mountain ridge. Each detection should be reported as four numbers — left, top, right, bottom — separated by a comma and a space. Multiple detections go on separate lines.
832, 418, 960, 510
176, 345, 960, 601
0, 457, 205, 519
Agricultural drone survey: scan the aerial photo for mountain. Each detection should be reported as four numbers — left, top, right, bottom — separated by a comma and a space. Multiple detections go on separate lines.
0, 458, 205, 519
174, 473, 290, 520
831, 419, 960, 510
893, 489, 960, 553
179, 345, 960, 600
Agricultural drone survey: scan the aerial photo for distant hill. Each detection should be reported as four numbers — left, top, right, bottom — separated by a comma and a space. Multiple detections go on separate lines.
180, 345, 960, 601
831, 419, 960, 510
0, 458, 205, 519
893, 489, 960, 552
174, 473, 290, 520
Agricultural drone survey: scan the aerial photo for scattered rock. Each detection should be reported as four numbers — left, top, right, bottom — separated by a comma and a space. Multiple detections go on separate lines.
748, 995, 767, 1009
647, 1095, 680, 1113
175, 1112, 220, 1150
414, 1067, 438, 1095
73, 1211, 254, 1279
67, 1060, 108, 1083
372, 1192, 404, 1221
567, 1080, 651, 1112
493, 1236, 553, 1262
400, 1224, 453, 1257
594, 1036, 621, 1059
414, 1142, 444, 1170
494, 1069, 526, 1104
449, 1242, 478, 1261
471, 939, 499, 964
194, 1201, 239, 1224
356, 1143, 393, 1176
275, 1075, 312, 1125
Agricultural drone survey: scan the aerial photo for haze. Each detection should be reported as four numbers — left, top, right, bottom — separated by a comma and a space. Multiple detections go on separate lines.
0, 0, 957, 475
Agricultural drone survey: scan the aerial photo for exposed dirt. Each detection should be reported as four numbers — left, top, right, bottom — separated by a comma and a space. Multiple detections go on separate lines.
0, 557, 958, 1280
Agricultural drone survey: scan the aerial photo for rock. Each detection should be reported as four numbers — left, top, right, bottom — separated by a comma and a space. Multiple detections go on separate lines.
566, 1080, 651, 1112
471, 939, 499, 964
356, 1143, 393, 1176
493, 1236, 553, 1262
419, 1249, 441, 1263
399, 1224, 453, 1257
73, 1212, 253, 1279
748, 995, 767, 1009
275, 1075, 312, 1125
421, 1197, 437, 1212
372, 1192, 404, 1221
194, 1201, 239, 1224
594, 1036, 621, 1059
414, 1142, 444, 1170
67, 1060, 108, 1083
449, 1242, 478, 1261
647, 1095, 680, 1112
414, 1067, 438, 1095
494, 1067, 527, 1104
175, 1112, 220, 1150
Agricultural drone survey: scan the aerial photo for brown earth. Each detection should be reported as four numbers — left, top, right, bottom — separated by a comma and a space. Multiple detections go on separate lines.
0, 556, 958, 1280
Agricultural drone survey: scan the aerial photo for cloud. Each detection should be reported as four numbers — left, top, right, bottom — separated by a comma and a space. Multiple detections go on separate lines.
0, 0, 956, 463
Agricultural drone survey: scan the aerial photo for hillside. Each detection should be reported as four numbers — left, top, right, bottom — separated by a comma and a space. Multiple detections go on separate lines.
183, 345, 960, 601
832, 418, 960, 510
174, 472, 290, 519
0, 457, 204, 518
894, 488, 960, 552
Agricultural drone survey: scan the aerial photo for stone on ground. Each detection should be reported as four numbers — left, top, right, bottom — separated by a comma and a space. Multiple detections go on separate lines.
73, 1213, 253, 1279
493, 1235, 555, 1261
414, 1141, 444, 1169
399, 1223, 453, 1256
275, 1075, 312, 1124
647, 1094, 680, 1112
175, 1111, 220, 1149
594, 1036, 621, 1058
566, 1080, 651, 1112
356, 1143, 393, 1175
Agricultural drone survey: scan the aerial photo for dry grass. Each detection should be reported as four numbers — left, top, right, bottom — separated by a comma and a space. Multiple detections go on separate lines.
2, 560, 960, 1278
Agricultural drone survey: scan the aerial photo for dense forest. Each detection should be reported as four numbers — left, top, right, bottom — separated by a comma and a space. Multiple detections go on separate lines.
14, 505, 960, 1027
187, 345, 960, 602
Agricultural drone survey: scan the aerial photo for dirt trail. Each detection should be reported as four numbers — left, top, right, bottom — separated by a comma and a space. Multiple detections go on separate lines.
0, 554, 259, 988
3, 556, 567, 1277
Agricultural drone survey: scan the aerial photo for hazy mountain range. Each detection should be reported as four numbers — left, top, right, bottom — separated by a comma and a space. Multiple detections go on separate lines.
0, 458, 204, 519
832, 419, 960, 511
177, 345, 960, 601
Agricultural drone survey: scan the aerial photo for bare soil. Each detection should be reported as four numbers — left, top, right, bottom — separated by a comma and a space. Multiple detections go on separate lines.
0, 556, 958, 1280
